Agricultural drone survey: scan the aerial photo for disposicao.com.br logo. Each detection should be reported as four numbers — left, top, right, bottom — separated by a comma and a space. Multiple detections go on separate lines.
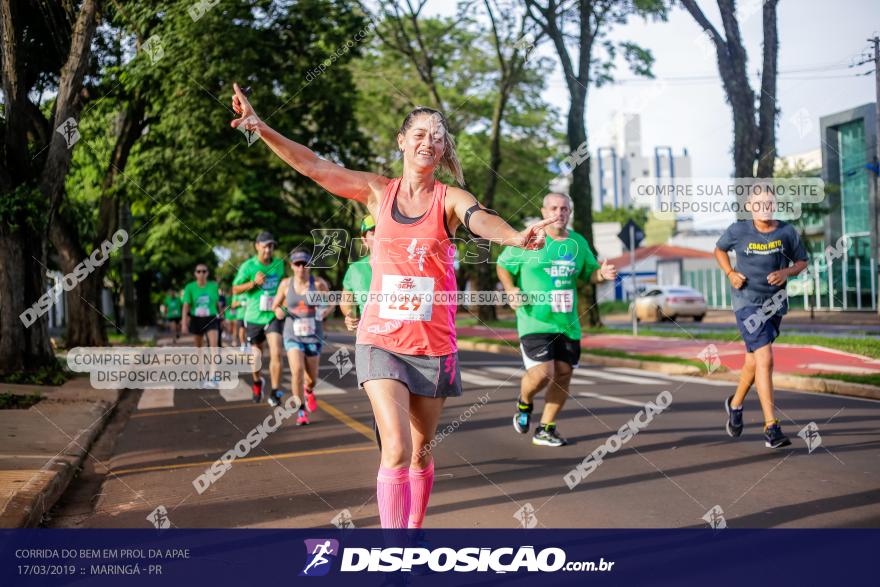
299, 538, 614, 575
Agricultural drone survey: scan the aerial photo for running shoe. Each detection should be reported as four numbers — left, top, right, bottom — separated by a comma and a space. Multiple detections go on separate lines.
764, 421, 791, 449
252, 379, 264, 403
724, 395, 744, 438
305, 388, 318, 413
512, 400, 533, 434
267, 389, 284, 408
202, 379, 219, 390
296, 409, 310, 426
532, 424, 567, 447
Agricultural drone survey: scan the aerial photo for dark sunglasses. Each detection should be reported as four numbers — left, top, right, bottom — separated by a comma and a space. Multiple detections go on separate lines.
292, 261, 307, 267
195, 269, 208, 274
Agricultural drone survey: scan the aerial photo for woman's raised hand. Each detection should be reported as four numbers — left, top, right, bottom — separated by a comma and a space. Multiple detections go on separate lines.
509, 216, 558, 250
230, 82, 260, 131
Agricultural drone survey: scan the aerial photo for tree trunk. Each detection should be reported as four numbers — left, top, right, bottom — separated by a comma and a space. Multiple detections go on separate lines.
476, 82, 512, 322
755, 0, 779, 178
121, 199, 138, 342
50, 215, 110, 347
566, 86, 600, 327
0, 230, 56, 375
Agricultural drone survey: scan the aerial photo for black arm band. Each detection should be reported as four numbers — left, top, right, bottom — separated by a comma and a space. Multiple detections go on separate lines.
463, 204, 499, 237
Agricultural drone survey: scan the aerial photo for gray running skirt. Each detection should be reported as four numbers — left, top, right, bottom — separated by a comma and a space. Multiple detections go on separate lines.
355, 344, 462, 398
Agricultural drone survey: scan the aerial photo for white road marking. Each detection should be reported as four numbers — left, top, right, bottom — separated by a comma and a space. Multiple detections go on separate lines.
220, 381, 252, 402
137, 388, 174, 410
460, 371, 513, 388
314, 380, 348, 395
483, 366, 595, 386
573, 369, 666, 385
577, 392, 649, 407
607, 368, 736, 387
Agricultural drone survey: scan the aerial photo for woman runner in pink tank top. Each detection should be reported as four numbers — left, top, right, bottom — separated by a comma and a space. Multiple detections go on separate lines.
231, 85, 557, 529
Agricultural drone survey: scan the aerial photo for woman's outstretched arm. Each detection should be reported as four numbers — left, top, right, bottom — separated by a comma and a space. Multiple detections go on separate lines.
445, 187, 558, 249
230, 83, 388, 206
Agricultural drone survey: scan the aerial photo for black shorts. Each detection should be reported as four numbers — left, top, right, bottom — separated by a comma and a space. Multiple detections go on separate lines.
188, 315, 219, 335
166, 317, 181, 324
735, 306, 783, 353
520, 333, 581, 370
245, 319, 283, 345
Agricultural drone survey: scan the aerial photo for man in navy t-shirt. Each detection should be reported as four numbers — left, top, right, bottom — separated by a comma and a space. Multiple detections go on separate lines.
714, 185, 809, 449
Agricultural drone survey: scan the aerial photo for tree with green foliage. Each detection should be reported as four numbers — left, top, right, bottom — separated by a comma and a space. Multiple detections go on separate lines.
524, 0, 667, 326
1, 0, 100, 375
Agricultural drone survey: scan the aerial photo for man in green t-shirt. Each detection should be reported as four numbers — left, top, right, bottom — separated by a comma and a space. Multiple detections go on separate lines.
182, 264, 222, 352
232, 231, 286, 404
341, 215, 375, 331
161, 288, 183, 342
497, 193, 617, 447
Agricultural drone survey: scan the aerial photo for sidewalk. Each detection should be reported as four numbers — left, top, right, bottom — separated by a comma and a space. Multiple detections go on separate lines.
0, 377, 120, 527
457, 326, 880, 377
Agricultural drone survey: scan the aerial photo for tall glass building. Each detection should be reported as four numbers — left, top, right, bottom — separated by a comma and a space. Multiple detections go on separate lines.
819, 103, 878, 311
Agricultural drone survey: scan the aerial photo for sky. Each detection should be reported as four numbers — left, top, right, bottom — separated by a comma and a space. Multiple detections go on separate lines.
426, 0, 879, 178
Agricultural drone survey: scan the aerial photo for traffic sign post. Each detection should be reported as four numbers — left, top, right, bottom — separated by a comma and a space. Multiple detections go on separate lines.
618, 220, 645, 337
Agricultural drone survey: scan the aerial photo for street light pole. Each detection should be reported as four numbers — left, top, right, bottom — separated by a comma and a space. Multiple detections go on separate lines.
630, 223, 638, 337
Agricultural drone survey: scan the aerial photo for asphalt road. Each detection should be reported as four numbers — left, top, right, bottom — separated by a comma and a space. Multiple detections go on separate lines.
49, 333, 880, 529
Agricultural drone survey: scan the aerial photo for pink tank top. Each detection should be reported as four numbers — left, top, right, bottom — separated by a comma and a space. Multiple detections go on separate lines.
357, 178, 458, 356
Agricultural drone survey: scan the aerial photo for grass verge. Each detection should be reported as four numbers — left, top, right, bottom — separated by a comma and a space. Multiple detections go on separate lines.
583, 348, 714, 374
586, 326, 880, 360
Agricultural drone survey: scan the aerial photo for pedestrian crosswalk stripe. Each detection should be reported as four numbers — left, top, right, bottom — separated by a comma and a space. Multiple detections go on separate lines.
606, 368, 735, 387
219, 381, 252, 402
460, 371, 510, 388
137, 388, 174, 410
482, 366, 595, 386
577, 392, 650, 407
314, 380, 348, 395
573, 370, 666, 385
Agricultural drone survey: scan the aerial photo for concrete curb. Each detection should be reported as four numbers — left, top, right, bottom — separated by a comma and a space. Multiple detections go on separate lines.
456, 338, 880, 400
0, 389, 121, 528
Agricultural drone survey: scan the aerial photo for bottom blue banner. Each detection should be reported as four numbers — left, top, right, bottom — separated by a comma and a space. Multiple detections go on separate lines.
1, 529, 875, 585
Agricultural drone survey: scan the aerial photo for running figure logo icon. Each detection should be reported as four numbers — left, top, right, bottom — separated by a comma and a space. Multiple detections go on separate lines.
146, 505, 171, 529
406, 239, 428, 271
702, 505, 727, 530
300, 539, 339, 577
513, 503, 538, 528
798, 421, 822, 453
328, 347, 354, 378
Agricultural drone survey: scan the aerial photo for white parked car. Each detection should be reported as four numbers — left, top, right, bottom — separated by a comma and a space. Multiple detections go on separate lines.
631, 286, 707, 322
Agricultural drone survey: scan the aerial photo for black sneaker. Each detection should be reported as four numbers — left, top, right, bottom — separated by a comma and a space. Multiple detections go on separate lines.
532, 424, 567, 447
252, 379, 265, 403
764, 421, 792, 449
267, 389, 284, 408
725, 395, 744, 438
512, 400, 533, 434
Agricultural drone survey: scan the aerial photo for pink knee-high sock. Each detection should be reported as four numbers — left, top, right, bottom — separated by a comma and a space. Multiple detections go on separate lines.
377, 466, 411, 528
408, 461, 434, 529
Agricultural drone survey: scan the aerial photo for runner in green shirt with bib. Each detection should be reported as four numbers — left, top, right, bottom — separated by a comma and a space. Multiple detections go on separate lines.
232, 231, 286, 404
497, 193, 617, 447
161, 289, 183, 342
341, 215, 375, 330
